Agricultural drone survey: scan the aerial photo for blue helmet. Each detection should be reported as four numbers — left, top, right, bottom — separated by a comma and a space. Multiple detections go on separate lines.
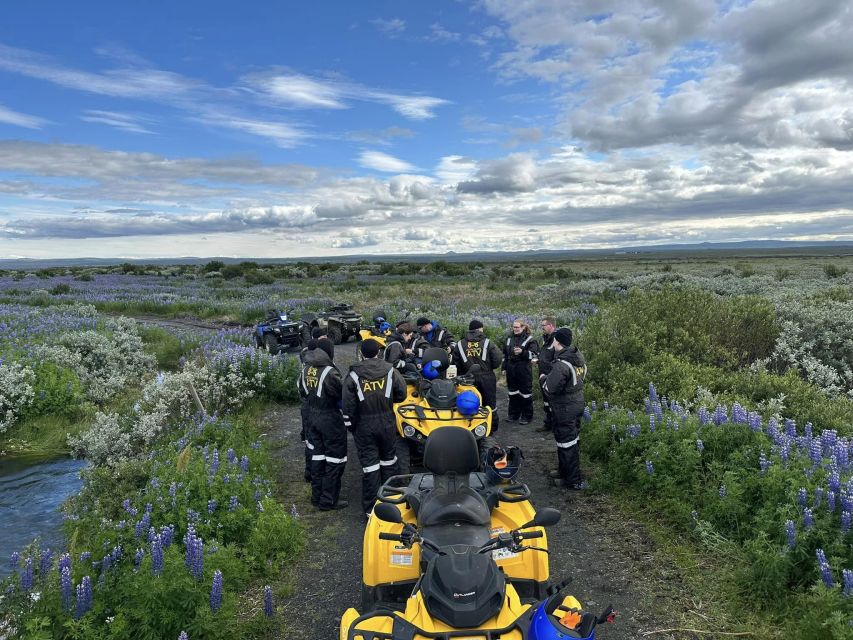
422, 359, 442, 380
379, 321, 391, 333
456, 390, 480, 415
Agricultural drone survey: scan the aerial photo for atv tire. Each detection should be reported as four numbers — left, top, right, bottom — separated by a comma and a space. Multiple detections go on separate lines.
361, 583, 377, 612
300, 325, 312, 346
327, 326, 343, 345
263, 333, 280, 355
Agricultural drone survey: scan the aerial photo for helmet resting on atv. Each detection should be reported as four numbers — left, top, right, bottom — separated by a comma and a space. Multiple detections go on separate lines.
422, 359, 442, 380
456, 390, 480, 416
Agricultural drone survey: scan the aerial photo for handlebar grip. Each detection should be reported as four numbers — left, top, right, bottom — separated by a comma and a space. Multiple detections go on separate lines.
520, 530, 543, 539
379, 532, 402, 541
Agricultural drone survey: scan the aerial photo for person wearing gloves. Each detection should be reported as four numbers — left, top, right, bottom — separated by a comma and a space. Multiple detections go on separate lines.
343, 339, 408, 519
299, 339, 348, 510
383, 321, 422, 374
415, 317, 454, 356
534, 317, 557, 433
503, 320, 539, 425
455, 319, 504, 434
543, 327, 587, 490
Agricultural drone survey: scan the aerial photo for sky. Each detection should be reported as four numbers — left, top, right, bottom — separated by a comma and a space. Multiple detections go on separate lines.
1, 0, 852, 258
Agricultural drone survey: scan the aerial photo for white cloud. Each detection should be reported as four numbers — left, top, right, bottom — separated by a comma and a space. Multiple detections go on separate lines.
358, 151, 416, 173
371, 18, 406, 36
435, 155, 477, 184
80, 110, 155, 134
0, 103, 49, 129
253, 73, 347, 109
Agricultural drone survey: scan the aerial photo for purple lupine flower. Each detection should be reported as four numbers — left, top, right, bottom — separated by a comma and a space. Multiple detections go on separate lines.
803, 508, 815, 529
79, 551, 91, 563
210, 448, 220, 473
719, 485, 727, 499
842, 511, 851, 535
210, 570, 223, 613
135, 512, 151, 539
696, 439, 704, 452
814, 487, 824, 509
151, 536, 164, 576
122, 499, 138, 517
583, 406, 591, 422
691, 510, 698, 522
240, 455, 249, 473
134, 548, 144, 568
148, 526, 157, 543
627, 425, 640, 439
785, 520, 796, 549
648, 382, 658, 404
759, 452, 770, 473
797, 488, 808, 508
169, 482, 177, 498
150, 477, 160, 490
9, 551, 19, 568
100, 553, 111, 578
844, 569, 853, 598
731, 403, 747, 424
58, 552, 71, 575
227, 448, 237, 464
698, 407, 710, 426
817, 549, 834, 588
39, 548, 53, 577
179, 633, 188, 640
264, 585, 273, 617
645, 460, 654, 475
827, 491, 836, 513
208, 499, 218, 514
648, 414, 655, 433
145, 502, 153, 514
228, 496, 239, 511
747, 411, 762, 432
712, 404, 727, 426
223, 474, 230, 484
591, 401, 597, 412
829, 471, 841, 494
20, 557, 32, 591
187, 508, 200, 523
60, 566, 73, 611
160, 525, 174, 547
784, 419, 797, 438
603, 401, 609, 411
257, 501, 265, 512
75, 575, 93, 618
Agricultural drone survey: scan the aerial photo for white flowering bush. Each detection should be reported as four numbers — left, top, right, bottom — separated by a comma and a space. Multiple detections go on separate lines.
0, 361, 35, 433
36, 317, 155, 404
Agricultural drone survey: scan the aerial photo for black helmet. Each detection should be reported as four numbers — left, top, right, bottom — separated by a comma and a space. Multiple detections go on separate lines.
483, 445, 523, 484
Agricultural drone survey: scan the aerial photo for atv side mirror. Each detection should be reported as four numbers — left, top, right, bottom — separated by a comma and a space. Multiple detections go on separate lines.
373, 503, 403, 524
522, 507, 561, 529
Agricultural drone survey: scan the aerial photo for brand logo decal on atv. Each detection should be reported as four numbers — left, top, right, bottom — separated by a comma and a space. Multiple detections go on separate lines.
452, 591, 475, 598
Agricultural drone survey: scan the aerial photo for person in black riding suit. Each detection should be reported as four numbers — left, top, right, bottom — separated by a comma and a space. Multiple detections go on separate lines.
299, 340, 348, 510
343, 340, 408, 519
455, 319, 503, 434
534, 316, 556, 433
415, 317, 454, 357
298, 327, 335, 482
543, 327, 586, 490
503, 320, 539, 425
383, 321, 422, 373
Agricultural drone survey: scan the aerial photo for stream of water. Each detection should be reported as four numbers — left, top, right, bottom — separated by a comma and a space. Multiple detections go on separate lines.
0, 456, 86, 579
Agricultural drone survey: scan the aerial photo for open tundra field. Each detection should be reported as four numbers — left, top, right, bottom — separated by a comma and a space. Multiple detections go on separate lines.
1, 251, 852, 639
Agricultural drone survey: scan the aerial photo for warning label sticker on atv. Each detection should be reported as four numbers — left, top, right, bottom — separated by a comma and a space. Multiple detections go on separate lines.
489, 527, 518, 561
391, 552, 413, 566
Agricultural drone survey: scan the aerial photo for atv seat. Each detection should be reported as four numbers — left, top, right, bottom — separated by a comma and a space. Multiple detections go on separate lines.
416, 428, 491, 529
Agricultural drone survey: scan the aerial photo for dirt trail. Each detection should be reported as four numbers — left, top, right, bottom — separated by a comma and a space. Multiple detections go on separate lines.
262, 341, 711, 640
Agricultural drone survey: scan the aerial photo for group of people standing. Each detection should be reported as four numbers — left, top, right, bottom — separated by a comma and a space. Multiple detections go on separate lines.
297, 314, 588, 519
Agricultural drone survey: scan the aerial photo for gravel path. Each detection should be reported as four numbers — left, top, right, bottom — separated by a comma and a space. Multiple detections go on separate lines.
262, 341, 708, 640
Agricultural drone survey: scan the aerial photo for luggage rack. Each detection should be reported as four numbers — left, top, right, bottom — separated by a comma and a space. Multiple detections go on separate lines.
346, 608, 535, 640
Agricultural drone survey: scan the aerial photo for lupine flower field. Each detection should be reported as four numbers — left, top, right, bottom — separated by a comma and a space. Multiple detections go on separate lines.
0, 253, 851, 638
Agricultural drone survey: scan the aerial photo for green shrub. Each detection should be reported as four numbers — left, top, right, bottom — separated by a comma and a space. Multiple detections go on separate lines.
25, 361, 84, 419
823, 264, 848, 279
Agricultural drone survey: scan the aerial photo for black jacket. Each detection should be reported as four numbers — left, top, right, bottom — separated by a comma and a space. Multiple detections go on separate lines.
537, 332, 556, 378
299, 348, 342, 410
384, 332, 423, 370
343, 358, 407, 428
543, 346, 586, 406
456, 330, 503, 376
503, 331, 539, 369
418, 322, 454, 355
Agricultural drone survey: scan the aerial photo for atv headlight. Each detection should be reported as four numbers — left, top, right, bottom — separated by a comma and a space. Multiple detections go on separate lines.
402, 424, 416, 438
473, 424, 487, 438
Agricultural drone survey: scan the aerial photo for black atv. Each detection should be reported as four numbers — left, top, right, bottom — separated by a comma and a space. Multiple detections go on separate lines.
254, 309, 307, 354
301, 302, 363, 345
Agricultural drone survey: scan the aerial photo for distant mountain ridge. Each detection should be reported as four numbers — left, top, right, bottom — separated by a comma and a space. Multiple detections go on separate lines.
2, 239, 852, 269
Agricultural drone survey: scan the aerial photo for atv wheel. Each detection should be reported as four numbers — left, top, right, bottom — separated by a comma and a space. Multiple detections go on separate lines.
300, 325, 311, 346
263, 334, 280, 355
327, 326, 343, 345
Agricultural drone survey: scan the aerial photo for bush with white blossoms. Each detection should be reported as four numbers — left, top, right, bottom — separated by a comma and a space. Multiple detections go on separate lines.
0, 361, 35, 433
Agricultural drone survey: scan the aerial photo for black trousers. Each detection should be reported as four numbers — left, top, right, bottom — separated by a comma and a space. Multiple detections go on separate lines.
506, 361, 533, 420
306, 408, 348, 509
539, 377, 553, 430
353, 417, 399, 515
552, 402, 583, 485
300, 401, 311, 481
474, 371, 500, 435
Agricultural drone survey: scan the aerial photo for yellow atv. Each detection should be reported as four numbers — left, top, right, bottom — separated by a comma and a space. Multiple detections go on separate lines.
342, 427, 616, 639
395, 348, 492, 472
357, 315, 393, 360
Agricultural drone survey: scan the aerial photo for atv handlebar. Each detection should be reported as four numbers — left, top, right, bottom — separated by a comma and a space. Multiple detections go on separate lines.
379, 532, 402, 541
519, 530, 543, 540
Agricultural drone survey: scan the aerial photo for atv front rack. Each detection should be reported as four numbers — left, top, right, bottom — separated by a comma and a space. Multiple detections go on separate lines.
347, 607, 535, 640
397, 405, 490, 423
